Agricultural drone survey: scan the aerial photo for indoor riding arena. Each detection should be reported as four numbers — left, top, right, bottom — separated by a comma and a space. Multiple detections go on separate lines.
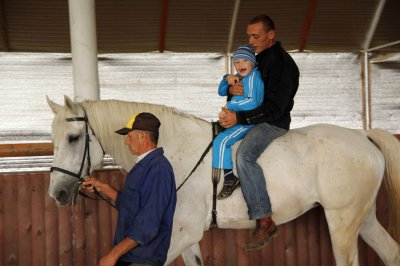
0, 0, 399, 265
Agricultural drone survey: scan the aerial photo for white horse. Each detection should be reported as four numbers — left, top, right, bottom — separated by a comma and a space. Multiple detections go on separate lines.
47, 96, 400, 266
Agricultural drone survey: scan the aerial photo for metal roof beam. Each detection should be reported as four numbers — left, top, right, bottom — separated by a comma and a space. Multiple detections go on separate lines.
226, 0, 240, 54
299, 0, 317, 52
363, 0, 386, 51
159, 0, 169, 52
367, 40, 400, 52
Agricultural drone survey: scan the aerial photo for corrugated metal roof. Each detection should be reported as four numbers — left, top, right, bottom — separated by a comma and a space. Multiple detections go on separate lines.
0, 0, 399, 53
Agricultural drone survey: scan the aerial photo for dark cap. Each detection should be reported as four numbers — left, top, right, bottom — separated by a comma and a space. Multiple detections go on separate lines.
115, 112, 161, 135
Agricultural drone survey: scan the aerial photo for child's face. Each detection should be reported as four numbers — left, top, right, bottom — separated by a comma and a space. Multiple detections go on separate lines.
234, 58, 254, 77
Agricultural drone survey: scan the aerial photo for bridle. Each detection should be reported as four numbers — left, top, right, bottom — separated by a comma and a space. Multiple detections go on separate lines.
49, 114, 115, 207
50, 116, 94, 184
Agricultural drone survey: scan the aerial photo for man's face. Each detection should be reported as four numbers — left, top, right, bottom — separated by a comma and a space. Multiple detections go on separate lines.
247, 22, 275, 54
125, 130, 143, 155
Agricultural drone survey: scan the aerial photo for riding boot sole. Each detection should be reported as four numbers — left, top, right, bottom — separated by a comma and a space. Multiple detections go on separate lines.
244, 226, 279, 251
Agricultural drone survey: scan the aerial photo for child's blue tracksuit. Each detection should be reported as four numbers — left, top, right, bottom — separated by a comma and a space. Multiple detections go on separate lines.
212, 68, 264, 169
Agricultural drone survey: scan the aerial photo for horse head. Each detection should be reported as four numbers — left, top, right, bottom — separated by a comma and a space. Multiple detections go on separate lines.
46, 95, 104, 206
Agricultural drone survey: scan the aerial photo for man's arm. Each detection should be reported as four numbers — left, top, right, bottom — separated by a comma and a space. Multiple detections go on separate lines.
229, 81, 244, 96
81, 176, 118, 202
98, 237, 138, 266
227, 73, 264, 111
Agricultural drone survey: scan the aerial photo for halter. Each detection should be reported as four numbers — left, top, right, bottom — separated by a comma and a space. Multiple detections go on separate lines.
50, 116, 92, 184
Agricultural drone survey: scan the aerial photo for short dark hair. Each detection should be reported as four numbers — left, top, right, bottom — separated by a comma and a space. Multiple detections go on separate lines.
249, 15, 275, 31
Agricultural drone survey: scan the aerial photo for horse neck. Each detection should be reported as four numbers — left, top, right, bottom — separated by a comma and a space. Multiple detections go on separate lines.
81, 100, 213, 184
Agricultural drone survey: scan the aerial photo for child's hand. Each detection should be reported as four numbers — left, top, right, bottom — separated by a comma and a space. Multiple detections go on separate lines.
226, 74, 240, 85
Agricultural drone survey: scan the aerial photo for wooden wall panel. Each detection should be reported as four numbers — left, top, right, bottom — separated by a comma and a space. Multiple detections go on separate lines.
31, 173, 46, 266
72, 200, 86, 266
58, 207, 72, 266
0, 176, 4, 264
17, 175, 32, 266
3, 174, 18, 265
0, 169, 391, 265
84, 192, 100, 266
44, 175, 59, 266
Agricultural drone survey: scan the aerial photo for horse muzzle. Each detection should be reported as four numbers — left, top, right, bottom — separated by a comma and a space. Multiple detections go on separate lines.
48, 180, 79, 207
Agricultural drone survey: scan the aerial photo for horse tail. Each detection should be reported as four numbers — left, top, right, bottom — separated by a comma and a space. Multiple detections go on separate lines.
365, 129, 400, 243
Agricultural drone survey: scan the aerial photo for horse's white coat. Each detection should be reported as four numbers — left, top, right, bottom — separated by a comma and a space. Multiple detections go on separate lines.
47, 97, 400, 266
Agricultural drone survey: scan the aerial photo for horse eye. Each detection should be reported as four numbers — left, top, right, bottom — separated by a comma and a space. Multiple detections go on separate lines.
68, 135, 80, 143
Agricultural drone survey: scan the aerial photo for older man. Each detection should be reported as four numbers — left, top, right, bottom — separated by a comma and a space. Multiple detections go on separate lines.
82, 112, 176, 266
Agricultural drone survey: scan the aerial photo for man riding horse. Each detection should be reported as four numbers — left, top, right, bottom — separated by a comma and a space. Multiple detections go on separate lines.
219, 14, 299, 250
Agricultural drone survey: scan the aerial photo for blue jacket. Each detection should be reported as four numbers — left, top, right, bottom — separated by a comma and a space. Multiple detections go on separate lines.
218, 67, 264, 111
114, 148, 176, 266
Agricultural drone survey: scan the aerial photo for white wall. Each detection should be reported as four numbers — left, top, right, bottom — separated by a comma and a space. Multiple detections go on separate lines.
0, 52, 398, 143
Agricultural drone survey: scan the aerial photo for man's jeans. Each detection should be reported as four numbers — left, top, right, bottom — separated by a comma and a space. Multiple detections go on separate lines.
236, 123, 287, 220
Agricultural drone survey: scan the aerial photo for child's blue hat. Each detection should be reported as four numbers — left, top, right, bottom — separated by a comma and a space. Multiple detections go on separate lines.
233, 45, 256, 66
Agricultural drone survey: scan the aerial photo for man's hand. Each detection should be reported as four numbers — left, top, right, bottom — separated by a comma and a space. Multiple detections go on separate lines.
98, 252, 118, 266
81, 176, 103, 193
229, 82, 244, 96
219, 107, 237, 128
81, 176, 118, 201
98, 238, 138, 266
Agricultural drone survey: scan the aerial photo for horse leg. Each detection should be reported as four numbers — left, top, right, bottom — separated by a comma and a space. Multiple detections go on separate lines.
324, 209, 364, 266
180, 243, 204, 266
359, 205, 400, 266
165, 215, 205, 265
166, 231, 204, 266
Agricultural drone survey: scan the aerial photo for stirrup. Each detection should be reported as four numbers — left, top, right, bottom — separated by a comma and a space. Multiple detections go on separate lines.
217, 177, 240, 200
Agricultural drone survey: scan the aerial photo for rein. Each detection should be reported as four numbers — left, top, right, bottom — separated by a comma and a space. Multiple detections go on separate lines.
50, 115, 116, 209
176, 140, 213, 191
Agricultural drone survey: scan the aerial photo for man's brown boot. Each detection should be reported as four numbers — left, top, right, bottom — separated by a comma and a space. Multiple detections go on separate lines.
244, 216, 278, 251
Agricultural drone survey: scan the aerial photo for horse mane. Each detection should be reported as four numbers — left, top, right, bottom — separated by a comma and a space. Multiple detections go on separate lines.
80, 99, 210, 171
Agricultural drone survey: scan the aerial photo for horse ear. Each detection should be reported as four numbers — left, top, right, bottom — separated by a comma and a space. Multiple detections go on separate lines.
46, 95, 63, 114
64, 95, 79, 115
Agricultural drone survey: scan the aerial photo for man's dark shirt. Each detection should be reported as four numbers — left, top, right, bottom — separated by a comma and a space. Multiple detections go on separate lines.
236, 41, 299, 130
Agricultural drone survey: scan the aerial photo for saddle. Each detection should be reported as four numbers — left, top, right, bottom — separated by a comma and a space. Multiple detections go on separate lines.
212, 121, 225, 139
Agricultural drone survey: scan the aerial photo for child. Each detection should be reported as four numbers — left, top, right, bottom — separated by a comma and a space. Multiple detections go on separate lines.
213, 44, 264, 200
